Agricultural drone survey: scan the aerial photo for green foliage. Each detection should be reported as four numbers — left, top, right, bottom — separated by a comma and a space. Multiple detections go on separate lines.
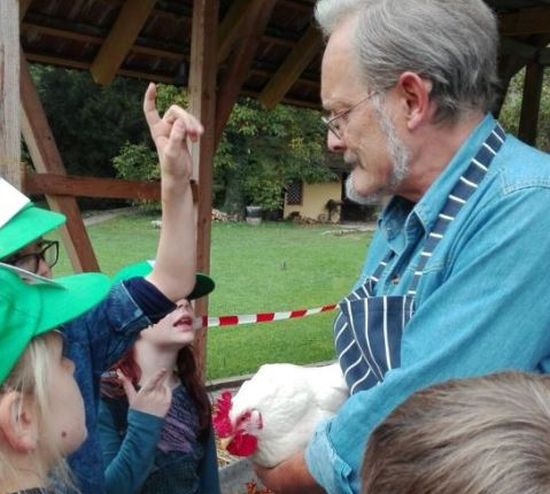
112, 142, 159, 181
215, 98, 335, 212
499, 69, 550, 152
30, 65, 149, 178
111, 84, 335, 213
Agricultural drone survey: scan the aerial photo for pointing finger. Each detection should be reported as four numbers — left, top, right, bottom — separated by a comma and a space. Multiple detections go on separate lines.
143, 82, 161, 128
117, 369, 136, 401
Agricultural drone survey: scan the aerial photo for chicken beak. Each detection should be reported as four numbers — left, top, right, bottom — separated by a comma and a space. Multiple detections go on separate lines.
219, 435, 234, 450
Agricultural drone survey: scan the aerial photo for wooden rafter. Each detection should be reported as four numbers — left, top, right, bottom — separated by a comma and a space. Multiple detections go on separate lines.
500, 37, 538, 61
188, 0, 219, 377
90, 0, 157, 85
215, 0, 278, 145
0, 0, 21, 189
20, 56, 99, 272
217, 0, 249, 64
259, 24, 322, 109
539, 47, 550, 66
19, 0, 32, 21
499, 7, 550, 36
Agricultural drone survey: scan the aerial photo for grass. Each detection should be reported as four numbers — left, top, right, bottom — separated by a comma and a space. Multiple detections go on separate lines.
53, 212, 372, 380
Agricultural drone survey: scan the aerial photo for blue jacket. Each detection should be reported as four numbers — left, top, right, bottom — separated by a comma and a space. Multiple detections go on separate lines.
306, 115, 550, 493
64, 282, 171, 494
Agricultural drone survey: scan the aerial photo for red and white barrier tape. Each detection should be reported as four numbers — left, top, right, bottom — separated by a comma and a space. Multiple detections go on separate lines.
194, 303, 338, 329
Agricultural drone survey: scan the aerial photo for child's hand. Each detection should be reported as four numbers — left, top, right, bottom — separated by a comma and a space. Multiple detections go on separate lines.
143, 82, 204, 182
118, 368, 173, 418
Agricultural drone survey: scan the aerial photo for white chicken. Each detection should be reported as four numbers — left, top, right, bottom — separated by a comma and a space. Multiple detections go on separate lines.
213, 362, 348, 467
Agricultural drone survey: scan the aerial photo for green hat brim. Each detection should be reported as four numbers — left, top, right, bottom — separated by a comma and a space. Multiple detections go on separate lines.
0, 266, 111, 385
0, 205, 65, 260
112, 261, 215, 300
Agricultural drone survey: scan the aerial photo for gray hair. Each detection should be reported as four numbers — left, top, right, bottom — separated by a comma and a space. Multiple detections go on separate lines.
315, 0, 500, 122
362, 372, 550, 494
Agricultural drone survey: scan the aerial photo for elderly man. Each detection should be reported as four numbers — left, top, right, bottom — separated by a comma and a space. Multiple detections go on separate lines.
256, 0, 550, 493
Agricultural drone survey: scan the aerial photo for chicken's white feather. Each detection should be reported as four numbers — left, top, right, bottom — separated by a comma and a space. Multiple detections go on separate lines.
229, 362, 348, 467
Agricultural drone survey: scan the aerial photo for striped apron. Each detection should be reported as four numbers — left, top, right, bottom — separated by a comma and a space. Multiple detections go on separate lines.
335, 123, 506, 394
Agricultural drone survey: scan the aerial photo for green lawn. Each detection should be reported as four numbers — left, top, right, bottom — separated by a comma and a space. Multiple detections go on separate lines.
53, 213, 372, 380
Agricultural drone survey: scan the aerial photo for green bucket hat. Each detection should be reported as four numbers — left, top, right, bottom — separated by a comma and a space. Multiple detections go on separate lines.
113, 260, 215, 300
0, 263, 111, 385
0, 204, 65, 260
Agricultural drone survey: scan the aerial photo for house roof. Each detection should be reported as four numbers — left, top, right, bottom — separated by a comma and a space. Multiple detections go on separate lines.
21, 0, 550, 110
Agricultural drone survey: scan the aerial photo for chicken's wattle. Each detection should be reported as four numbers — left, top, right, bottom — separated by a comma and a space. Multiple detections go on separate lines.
226, 432, 258, 457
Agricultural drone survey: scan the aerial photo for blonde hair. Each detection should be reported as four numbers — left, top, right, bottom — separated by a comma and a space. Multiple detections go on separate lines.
0, 332, 76, 493
362, 372, 550, 494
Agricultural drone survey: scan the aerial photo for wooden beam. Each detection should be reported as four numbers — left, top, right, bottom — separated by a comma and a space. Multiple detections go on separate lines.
518, 62, 545, 146
499, 7, 550, 37
24, 51, 177, 84
90, 0, 157, 85
19, 0, 32, 21
20, 56, 99, 272
23, 171, 198, 201
500, 37, 538, 62
0, 0, 21, 189
217, 0, 249, 64
259, 24, 322, 109
215, 0, 278, 145
188, 0, 218, 377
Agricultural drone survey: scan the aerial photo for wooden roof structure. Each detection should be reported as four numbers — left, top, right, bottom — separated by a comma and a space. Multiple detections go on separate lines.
1, 0, 549, 371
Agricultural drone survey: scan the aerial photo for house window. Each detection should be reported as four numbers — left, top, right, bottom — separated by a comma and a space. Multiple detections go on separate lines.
287, 181, 303, 205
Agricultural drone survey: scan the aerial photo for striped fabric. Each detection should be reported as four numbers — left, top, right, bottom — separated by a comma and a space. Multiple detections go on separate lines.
335, 124, 506, 394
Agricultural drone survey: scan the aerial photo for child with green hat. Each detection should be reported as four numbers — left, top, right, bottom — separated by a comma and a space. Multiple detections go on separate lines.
0, 265, 110, 493
0, 83, 208, 494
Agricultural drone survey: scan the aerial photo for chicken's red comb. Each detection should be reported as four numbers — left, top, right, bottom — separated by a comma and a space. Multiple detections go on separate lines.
213, 391, 234, 438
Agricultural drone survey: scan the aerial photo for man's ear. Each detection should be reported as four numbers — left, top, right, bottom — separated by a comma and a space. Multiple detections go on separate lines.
395, 72, 433, 130
0, 391, 39, 453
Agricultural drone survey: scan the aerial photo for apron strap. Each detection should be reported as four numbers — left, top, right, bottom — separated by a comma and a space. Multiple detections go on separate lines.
358, 123, 506, 296
407, 123, 506, 295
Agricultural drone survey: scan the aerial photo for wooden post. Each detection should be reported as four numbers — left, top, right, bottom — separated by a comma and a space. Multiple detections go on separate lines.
20, 56, 99, 272
518, 62, 545, 145
0, 0, 21, 189
188, 0, 219, 378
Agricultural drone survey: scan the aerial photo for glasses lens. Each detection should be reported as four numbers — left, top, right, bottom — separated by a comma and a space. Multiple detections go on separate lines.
42, 241, 59, 268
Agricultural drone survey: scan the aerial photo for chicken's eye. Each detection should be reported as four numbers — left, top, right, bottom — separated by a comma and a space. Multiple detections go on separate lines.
237, 411, 251, 425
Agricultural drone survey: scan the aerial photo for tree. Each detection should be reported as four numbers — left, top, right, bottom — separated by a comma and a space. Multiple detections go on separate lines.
30, 65, 149, 178
499, 68, 549, 152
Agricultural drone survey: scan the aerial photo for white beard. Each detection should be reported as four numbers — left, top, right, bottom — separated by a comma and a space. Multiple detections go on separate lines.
344, 97, 410, 205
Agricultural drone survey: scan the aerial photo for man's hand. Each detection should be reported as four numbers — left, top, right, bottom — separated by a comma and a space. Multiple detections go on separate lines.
253, 452, 326, 494
143, 82, 204, 182
118, 368, 172, 418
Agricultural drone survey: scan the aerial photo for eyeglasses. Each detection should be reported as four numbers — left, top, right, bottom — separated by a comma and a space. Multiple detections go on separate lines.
321, 91, 377, 140
4, 240, 60, 273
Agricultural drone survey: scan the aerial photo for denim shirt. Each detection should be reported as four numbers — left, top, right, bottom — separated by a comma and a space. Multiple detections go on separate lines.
64, 282, 155, 494
306, 114, 550, 494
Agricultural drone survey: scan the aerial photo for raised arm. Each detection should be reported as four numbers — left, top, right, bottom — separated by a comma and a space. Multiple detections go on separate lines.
142, 83, 203, 301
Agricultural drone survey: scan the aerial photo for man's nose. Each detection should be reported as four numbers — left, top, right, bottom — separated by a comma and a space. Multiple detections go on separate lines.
327, 131, 346, 153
